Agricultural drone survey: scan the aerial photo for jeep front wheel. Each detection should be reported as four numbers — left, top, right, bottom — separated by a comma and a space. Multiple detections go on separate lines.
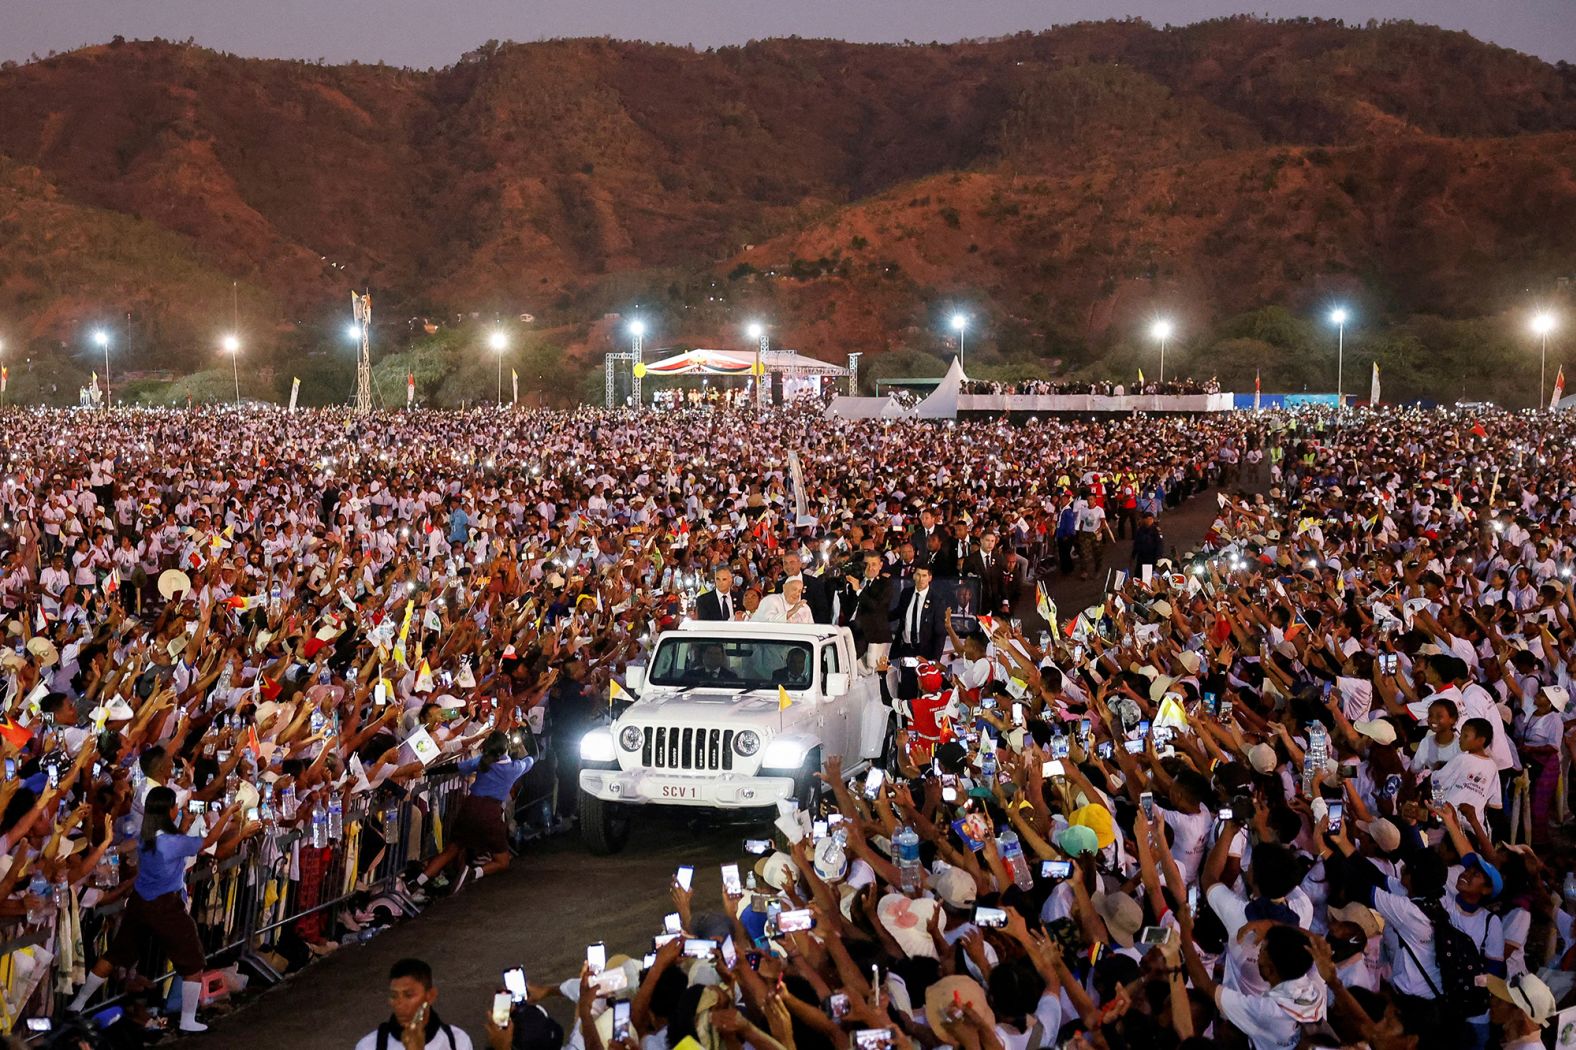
580, 790, 631, 855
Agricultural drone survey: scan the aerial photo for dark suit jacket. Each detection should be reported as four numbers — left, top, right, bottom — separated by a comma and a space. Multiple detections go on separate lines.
964, 550, 1005, 608
694, 588, 738, 622
892, 587, 946, 659
849, 574, 893, 645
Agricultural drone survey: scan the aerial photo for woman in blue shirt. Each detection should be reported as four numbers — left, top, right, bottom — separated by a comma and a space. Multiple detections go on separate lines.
415, 731, 533, 894
68, 786, 240, 1033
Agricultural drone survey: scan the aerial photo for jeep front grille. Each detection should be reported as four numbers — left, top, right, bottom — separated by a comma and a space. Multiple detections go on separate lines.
642, 727, 735, 771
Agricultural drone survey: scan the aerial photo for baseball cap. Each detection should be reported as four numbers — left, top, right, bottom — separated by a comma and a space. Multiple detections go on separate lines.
1354, 718, 1397, 746
1358, 818, 1402, 853
1057, 824, 1099, 857
1248, 742, 1278, 775
1462, 853, 1504, 899
929, 867, 977, 909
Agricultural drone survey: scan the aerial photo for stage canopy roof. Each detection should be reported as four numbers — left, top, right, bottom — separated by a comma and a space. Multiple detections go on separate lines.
641, 348, 848, 377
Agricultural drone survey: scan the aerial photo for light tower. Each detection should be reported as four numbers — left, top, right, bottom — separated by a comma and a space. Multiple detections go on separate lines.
746, 321, 768, 413
1150, 319, 1174, 384
489, 328, 509, 405
951, 313, 968, 364
1532, 312, 1557, 409
221, 334, 241, 406
628, 319, 646, 408
92, 329, 111, 409
1330, 307, 1350, 409
350, 291, 373, 414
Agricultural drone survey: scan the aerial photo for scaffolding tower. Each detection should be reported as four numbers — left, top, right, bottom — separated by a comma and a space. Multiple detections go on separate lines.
351, 291, 373, 414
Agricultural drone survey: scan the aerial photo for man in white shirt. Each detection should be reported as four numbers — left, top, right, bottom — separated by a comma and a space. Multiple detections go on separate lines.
354, 958, 473, 1050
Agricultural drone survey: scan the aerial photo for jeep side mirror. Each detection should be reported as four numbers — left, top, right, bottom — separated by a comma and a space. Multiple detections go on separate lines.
626, 666, 645, 692
825, 672, 850, 698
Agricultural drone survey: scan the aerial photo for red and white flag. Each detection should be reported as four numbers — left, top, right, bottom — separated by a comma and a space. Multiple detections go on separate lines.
1552, 366, 1566, 410
1253, 370, 1261, 412
407, 371, 415, 408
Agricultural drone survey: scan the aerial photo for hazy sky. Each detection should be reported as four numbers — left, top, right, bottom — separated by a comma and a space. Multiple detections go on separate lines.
4, 0, 1573, 67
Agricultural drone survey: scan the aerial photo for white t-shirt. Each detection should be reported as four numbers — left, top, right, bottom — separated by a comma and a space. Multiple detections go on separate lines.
354, 1022, 474, 1050
1432, 751, 1500, 812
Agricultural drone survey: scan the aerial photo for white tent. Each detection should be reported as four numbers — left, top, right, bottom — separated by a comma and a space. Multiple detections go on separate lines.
913, 357, 967, 419
824, 394, 909, 419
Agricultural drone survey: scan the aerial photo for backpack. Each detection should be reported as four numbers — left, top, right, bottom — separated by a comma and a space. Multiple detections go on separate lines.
1401, 897, 1489, 1017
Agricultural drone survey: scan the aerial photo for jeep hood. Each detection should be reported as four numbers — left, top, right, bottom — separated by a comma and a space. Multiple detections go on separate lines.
622, 688, 806, 727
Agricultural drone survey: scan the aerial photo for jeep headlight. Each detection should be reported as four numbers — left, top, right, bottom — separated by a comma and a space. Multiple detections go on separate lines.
580, 729, 617, 764
734, 731, 761, 757
760, 738, 809, 770
619, 725, 645, 752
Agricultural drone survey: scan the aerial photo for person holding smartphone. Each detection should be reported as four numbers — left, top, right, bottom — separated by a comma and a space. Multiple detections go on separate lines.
354, 957, 474, 1050
68, 786, 243, 1031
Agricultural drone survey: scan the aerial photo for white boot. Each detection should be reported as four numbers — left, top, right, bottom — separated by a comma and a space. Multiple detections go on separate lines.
179, 979, 208, 1033
68, 972, 106, 1012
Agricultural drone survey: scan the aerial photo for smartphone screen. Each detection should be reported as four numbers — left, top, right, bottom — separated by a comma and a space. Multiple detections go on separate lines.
776, 908, 815, 933
1046, 759, 1066, 778
1012, 702, 1024, 725
743, 838, 772, 855
492, 992, 513, 1027
664, 912, 682, 934
942, 785, 958, 803
974, 905, 1008, 928
188, 800, 205, 815
1138, 925, 1172, 946
829, 992, 851, 1021
675, 865, 694, 892
721, 935, 738, 968
864, 767, 886, 800
1328, 801, 1344, 834
682, 938, 718, 959
1218, 807, 1234, 822
721, 864, 742, 895
587, 942, 607, 974
1041, 860, 1072, 879
1140, 791, 1155, 820
612, 1000, 632, 1041
1124, 739, 1145, 754
504, 967, 527, 1001
854, 1029, 894, 1050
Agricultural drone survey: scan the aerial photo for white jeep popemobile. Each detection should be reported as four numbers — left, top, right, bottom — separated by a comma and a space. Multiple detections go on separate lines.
577, 620, 893, 853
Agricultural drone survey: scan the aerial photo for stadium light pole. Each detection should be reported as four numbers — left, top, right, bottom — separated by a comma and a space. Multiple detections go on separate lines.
92, 329, 111, 409
1149, 319, 1174, 384
628, 319, 646, 408
488, 328, 509, 405
1330, 307, 1349, 409
746, 321, 767, 415
950, 313, 968, 365
221, 334, 241, 406
1532, 312, 1557, 409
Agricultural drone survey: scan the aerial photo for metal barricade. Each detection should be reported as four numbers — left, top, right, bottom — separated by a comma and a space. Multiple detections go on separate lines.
0, 770, 471, 1036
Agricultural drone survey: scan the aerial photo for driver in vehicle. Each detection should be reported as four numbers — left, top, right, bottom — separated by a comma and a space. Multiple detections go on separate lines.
770, 648, 812, 689
694, 643, 744, 685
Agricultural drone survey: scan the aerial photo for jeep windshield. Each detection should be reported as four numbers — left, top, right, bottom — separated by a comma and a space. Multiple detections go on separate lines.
647, 637, 814, 691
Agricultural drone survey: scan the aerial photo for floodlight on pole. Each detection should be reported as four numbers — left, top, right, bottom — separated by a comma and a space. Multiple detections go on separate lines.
1532, 311, 1558, 408
950, 313, 969, 363
628, 319, 646, 408
488, 329, 509, 405
92, 329, 111, 409
1149, 319, 1174, 383
221, 334, 241, 406
346, 323, 362, 342
746, 322, 768, 415
1329, 307, 1349, 408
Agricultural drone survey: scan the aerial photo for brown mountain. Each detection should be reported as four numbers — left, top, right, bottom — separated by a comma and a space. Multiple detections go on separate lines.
1, 18, 1574, 386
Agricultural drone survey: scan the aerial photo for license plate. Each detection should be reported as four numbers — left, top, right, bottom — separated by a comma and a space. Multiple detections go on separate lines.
661, 784, 700, 799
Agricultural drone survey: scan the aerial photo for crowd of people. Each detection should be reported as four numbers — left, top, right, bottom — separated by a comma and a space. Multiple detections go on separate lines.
1, 402, 1575, 1050
958, 378, 1222, 397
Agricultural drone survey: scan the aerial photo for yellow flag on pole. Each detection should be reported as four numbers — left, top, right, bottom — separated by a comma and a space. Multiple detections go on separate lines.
777, 685, 792, 711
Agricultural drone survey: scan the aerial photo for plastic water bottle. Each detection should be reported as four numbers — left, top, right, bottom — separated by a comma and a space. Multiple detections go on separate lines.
745, 871, 758, 892
260, 783, 276, 827
1563, 872, 1576, 903
981, 749, 998, 782
310, 803, 329, 849
27, 873, 50, 925
280, 785, 298, 822
52, 876, 69, 912
1304, 723, 1328, 797
998, 830, 1035, 892
103, 850, 121, 889
895, 825, 923, 894
327, 796, 344, 841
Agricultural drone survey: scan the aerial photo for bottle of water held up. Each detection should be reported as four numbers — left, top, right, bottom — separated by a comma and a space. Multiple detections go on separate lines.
27, 873, 50, 926
327, 795, 344, 841
1304, 722, 1328, 797
997, 829, 1035, 892
103, 849, 121, 889
279, 784, 298, 822
260, 783, 276, 827
310, 802, 329, 849
895, 825, 923, 894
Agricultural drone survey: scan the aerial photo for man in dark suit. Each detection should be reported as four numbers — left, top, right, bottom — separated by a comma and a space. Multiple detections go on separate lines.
694, 567, 740, 621
910, 509, 944, 562
933, 520, 974, 579
964, 532, 1006, 610
843, 552, 892, 670
891, 567, 946, 660
775, 551, 832, 624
